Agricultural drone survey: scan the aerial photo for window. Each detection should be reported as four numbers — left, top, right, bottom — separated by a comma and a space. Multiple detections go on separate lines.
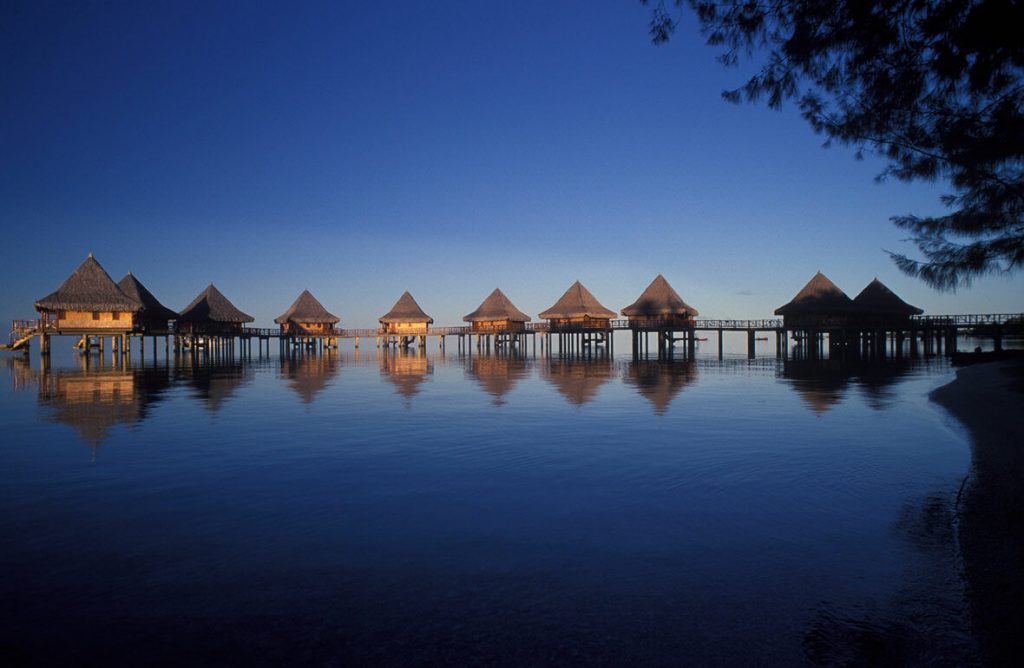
112, 312, 120, 321
92, 312, 100, 320
57, 310, 66, 319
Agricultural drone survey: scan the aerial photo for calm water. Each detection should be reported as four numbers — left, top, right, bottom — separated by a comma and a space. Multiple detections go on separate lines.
1, 337, 978, 665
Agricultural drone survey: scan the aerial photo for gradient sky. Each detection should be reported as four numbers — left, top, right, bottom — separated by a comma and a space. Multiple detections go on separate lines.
2, 1, 1020, 328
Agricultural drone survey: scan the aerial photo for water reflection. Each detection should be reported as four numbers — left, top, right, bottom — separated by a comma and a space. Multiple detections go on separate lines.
379, 349, 432, 406
4, 350, 942, 448
783, 358, 916, 414
280, 352, 341, 404
464, 355, 530, 406
541, 356, 614, 406
173, 361, 253, 413
33, 360, 172, 454
622, 359, 698, 415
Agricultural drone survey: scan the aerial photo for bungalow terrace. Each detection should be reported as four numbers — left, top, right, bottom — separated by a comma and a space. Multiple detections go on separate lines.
176, 284, 254, 335
379, 291, 433, 347
35, 254, 141, 332
275, 290, 340, 336
463, 288, 531, 333
117, 273, 177, 334
621, 274, 698, 330
539, 281, 616, 331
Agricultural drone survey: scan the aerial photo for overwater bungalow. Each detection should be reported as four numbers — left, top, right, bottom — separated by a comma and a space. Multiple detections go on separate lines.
379, 291, 433, 347
621, 274, 699, 330
774, 271, 854, 329
539, 281, 616, 330
275, 289, 340, 337
34, 254, 141, 333
463, 288, 531, 333
117, 273, 177, 334
176, 284, 254, 335
851, 278, 923, 328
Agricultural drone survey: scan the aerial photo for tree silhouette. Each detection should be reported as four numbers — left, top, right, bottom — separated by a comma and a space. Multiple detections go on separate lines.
644, 0, 1023, 290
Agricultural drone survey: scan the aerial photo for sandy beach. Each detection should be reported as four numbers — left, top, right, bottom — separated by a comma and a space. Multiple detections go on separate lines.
931, 358, 1024, 664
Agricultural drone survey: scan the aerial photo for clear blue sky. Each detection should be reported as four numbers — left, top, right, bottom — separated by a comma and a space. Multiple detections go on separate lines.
2, 1, 1020, 328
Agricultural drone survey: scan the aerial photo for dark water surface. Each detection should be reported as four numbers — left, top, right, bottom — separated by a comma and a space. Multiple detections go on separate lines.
1, 340, 978, 665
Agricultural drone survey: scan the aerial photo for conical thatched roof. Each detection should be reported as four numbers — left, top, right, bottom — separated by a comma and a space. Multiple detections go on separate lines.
852, 279, 923, 316
379, 291, 433, 324
117, 273, 178, 322
774, 272, 853, 316
539, 281, 616, 320
35, 254, 141, 312
463, 288, 531, 323
177, 284, 254, 324
274, 289, 340, 325
621, 274, 699, 317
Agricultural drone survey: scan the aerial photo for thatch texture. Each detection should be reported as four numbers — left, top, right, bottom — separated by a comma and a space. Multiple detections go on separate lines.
774, 272, 853, 316
538, 281, 616, 320
621, 274, 699, 317
379, 291, 433, 324
35, 254, 141, 313
463, 288, 531, 323
117, 273, 178, 323
275, 289, 340, 325
177, 284, 254, 324
852, 279, 923, 316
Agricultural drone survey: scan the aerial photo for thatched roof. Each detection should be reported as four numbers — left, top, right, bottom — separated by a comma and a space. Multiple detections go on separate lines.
852, 279, 923, 316
539, 281, 616, 320
379, 291, 433, 324
621, 274, 699, 317
35, 254, 141, 313
275, 289, 340, 325
117, 273, 178, 322
177, 284, 254, 324
774, 272, 853, 316
463, 288, 531, 323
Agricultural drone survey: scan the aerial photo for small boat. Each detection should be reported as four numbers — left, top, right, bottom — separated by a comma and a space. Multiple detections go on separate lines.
754, 337, 769, 341
695, 337, 708, 342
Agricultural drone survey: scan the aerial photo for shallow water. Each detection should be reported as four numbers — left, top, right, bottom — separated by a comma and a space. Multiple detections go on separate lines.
0, 338, 978, 665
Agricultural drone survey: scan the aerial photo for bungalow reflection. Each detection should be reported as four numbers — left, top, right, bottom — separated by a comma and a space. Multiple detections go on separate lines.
541, 356, 614, 406
464, 354, 531, 406
782, 358, 914, 415
622, 359, 698, 415
279, 353, 341, 404
172, 361, 253, 413
32, 358, 172, 451
379, 349, 432, 406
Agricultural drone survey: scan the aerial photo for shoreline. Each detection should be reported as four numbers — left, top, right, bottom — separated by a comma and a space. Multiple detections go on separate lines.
930, 359, 1024, 664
